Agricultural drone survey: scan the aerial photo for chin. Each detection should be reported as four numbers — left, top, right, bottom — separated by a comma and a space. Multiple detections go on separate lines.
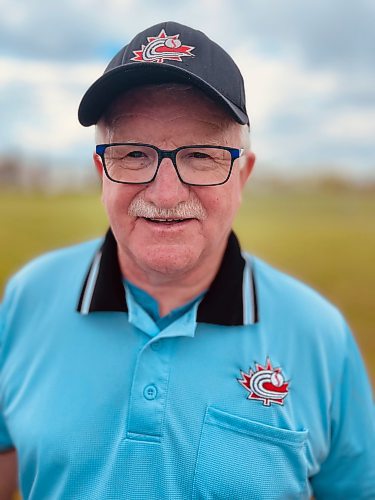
137, 244, 201, 276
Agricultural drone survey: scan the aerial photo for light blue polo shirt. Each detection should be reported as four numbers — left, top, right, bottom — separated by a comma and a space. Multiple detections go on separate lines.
0, 229, 374, 499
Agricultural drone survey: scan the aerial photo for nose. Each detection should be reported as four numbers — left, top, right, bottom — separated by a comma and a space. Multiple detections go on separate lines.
143, 158, 190, 208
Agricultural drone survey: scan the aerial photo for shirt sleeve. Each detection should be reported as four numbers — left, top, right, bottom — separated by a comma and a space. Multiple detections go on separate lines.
0, 294, 15, 451
311, 320, 375, 498
0, 414, 13, 451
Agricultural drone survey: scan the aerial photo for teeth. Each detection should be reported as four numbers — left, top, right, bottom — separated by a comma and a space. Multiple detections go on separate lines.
148, 218, 184, 222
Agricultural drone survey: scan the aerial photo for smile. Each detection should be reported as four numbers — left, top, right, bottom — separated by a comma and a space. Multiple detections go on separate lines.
143, 217, 194, 224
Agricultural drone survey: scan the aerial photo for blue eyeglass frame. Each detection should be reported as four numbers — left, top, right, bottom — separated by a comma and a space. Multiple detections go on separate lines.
95, 143, 245, 186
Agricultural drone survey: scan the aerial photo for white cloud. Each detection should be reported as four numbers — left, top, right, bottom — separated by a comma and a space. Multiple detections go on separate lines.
0, 56, 101, 158
233, 45, 337, 128
322, 108, 375, 142
231, 45, 375, 174
0, 56, 101, 86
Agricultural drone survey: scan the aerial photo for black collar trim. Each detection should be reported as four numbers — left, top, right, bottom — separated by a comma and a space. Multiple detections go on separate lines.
77, 229, 259, 326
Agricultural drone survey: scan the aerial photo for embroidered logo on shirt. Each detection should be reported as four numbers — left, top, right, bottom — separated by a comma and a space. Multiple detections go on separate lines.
131, 29, 195, 63
238, 357, 289, 406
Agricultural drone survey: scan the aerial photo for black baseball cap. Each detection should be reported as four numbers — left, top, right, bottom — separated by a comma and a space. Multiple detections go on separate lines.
78, 21, 249, 127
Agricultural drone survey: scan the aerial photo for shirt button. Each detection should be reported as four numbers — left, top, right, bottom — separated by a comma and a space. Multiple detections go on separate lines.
143, 385, 157, 400
151, 341, 161, 351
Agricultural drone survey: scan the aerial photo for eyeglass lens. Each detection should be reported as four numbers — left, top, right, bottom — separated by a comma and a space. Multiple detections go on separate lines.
103, 145, 232, 185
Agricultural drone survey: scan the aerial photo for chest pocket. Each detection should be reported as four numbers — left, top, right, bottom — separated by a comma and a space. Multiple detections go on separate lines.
192, 406, 309, 500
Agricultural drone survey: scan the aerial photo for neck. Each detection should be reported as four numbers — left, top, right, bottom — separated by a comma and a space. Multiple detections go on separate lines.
118, 242, 227, 317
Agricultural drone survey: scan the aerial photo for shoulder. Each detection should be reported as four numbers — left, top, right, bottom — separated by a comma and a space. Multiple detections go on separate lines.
251, 254, 343, 320
12, 238, 100, 279
249, 254, 349, 345
1, 238, 102, 306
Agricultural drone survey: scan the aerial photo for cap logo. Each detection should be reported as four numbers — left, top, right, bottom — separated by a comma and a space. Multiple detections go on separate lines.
131, 29, 195, 63
238, 357, 289, 406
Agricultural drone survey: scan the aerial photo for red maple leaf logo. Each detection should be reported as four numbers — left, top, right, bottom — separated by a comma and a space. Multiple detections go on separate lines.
238, 357, 289, 406
131, 29, 195, 63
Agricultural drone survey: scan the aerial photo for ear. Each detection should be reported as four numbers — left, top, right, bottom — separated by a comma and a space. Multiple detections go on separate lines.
93, 152, 103, 178
239, 151, 256, 188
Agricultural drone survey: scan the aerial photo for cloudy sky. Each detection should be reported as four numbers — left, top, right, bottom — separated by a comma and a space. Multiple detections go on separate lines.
1, 0, 374, 179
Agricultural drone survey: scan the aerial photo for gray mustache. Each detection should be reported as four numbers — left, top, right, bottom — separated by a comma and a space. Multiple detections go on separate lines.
128, 198, 207, 220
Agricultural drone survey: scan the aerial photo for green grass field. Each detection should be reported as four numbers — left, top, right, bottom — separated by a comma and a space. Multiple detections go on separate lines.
1, 187, 374, 384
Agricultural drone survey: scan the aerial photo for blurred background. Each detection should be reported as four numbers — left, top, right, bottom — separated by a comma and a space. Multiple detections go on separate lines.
0, 0, 374, 384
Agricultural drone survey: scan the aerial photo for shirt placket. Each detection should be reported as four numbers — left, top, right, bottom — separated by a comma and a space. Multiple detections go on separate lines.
125, 295, 199, 442
126, 337, 173, 442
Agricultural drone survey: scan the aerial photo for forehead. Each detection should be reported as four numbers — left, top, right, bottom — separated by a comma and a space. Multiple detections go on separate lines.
100, 84, 240, 144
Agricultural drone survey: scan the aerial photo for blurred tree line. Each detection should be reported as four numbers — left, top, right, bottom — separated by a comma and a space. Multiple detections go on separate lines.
0, 154, 98, 193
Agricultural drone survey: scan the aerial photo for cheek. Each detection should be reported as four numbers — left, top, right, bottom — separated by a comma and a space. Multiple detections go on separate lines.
101, 181, 142, 220
202, 182, 242, 219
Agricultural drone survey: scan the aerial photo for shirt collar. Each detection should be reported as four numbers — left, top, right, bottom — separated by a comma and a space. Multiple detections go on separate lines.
77, 228, 259, 326
125, 281, 201, 339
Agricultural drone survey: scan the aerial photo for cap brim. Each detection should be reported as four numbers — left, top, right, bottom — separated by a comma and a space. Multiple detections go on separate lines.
78, 62, 249, 126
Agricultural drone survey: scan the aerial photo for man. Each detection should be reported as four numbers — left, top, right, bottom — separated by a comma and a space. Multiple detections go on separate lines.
0, 21, 374, 499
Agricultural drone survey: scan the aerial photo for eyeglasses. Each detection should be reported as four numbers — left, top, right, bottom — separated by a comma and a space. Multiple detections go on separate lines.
95, 143, 245, 186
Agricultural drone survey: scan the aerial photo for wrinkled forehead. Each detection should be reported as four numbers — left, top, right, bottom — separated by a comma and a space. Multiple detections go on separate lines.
99, 83, 238, 131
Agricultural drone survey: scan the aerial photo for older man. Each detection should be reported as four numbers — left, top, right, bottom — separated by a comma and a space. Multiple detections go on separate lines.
0, 21, 374, 500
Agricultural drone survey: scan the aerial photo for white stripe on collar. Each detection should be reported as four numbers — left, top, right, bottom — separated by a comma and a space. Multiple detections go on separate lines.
80, 250, 102, 314
242, 253, 257, 325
